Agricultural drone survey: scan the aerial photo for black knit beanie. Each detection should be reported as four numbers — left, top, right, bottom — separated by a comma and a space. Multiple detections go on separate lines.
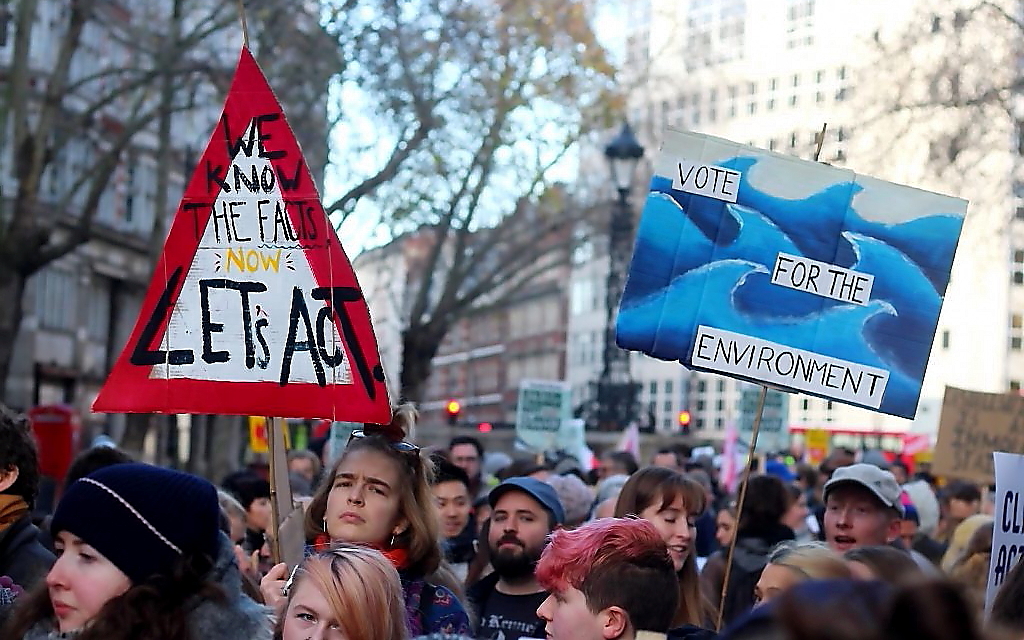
51, 463, 221, 584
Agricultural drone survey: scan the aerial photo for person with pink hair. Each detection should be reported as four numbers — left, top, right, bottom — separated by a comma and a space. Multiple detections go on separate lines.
535, 518, 710, 640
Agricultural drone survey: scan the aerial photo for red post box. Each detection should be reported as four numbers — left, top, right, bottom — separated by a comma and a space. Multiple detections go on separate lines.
29, 404, 80, 482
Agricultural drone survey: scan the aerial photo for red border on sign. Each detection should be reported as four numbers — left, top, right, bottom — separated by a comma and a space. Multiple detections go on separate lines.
92, 48, 391, 423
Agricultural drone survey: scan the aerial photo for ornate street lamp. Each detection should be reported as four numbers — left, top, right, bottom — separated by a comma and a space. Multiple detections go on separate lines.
593, 122, 644, 430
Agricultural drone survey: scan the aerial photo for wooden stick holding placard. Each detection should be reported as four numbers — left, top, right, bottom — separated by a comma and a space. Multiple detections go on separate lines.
715, 125, 828, 631
266, 416, 284, 565
267, 417, 305, 570
236, 0, 249, 48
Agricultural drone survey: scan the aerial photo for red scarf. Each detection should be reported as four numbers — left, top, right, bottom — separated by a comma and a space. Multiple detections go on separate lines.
311, 534, 411, 571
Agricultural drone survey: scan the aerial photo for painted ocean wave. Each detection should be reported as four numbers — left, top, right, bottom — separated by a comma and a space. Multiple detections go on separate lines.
619, 158, 963, 418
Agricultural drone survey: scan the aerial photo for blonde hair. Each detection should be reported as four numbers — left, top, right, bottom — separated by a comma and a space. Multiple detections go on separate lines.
768, 541, 851, 580
304, 404, 444, 579
274, 545, 408, 640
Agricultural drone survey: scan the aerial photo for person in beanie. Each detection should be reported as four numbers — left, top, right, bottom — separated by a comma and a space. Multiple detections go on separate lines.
3, 463, 271, 640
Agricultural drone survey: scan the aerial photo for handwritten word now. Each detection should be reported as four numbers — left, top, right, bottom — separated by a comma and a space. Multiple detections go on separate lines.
224, 248, 282, 273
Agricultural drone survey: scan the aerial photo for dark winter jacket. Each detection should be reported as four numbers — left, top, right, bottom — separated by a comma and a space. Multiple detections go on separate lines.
668, 623, 719, 640
0, 516, 55, 593
20, 533, 271, 640
700, 522, 795, 628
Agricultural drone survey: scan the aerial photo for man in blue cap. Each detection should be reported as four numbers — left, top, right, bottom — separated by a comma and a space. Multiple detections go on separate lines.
469, 476, 565, 640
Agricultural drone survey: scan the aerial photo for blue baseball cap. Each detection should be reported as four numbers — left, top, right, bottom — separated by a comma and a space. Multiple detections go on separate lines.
489, 476, 565, 525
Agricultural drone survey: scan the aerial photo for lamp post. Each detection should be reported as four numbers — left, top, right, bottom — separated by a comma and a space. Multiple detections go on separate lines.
594, 122, 644, 430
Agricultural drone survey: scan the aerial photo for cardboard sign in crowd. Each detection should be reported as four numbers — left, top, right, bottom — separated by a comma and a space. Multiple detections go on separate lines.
93, 48, 390, 424
616, 129, 968, 420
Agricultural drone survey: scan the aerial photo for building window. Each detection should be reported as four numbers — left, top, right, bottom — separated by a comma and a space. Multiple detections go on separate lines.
716, 399, 724, 411
1011, 380, 1021, 392
696, 418, 705, 430
941, 330, 950, 349
715, 418, 723, 429
698, 380, 707, 393
801, 398, 810, 411
665, 379, 673, 394
1013, 249, 1024, 284
789, 94, 798, 107
650, 380, 658, 395
1011, 314, 1023, 350
717, 379, 725, 392
767, 98, 775, 111
664, 399, 673, 411
815, 69, 825, 83
34, 267, 78, 332
697, 400, 706, 410
86, 278, 111, 341
769, 78, 778, 91
792, 74, 800, 87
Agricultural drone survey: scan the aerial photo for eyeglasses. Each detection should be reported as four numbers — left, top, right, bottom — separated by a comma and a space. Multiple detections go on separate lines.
347, 429, 420, 454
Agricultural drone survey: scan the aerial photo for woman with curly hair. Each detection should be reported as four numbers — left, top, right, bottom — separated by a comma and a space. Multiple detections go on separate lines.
4, 463, 269, 640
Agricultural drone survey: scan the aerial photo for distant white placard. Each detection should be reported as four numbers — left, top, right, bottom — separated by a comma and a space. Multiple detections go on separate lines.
516, 379, 572, 452
671, 160, 740, 203
692, 325, 888, 408
771, 252, 874, 305
986, 451, 1024, 613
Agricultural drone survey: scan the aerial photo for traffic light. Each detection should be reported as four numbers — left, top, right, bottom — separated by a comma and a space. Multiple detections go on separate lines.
446, 400, 461, 426
678, 410, 692, 435
477, 421, 493, 433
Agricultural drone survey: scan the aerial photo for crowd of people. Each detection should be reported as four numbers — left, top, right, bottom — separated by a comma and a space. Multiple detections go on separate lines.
1, 400, 1022, 640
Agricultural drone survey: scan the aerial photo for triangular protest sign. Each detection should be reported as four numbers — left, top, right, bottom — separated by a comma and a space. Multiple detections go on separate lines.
93, 48, 391, 423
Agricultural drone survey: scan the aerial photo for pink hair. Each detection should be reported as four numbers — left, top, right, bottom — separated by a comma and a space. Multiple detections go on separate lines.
536, 517, 667, 591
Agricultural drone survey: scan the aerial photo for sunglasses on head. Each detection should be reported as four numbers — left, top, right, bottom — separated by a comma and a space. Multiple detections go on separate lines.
346, 429, 419, 454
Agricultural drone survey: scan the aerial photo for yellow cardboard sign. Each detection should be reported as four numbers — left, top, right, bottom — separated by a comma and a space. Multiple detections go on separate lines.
805, 428, 829, 465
